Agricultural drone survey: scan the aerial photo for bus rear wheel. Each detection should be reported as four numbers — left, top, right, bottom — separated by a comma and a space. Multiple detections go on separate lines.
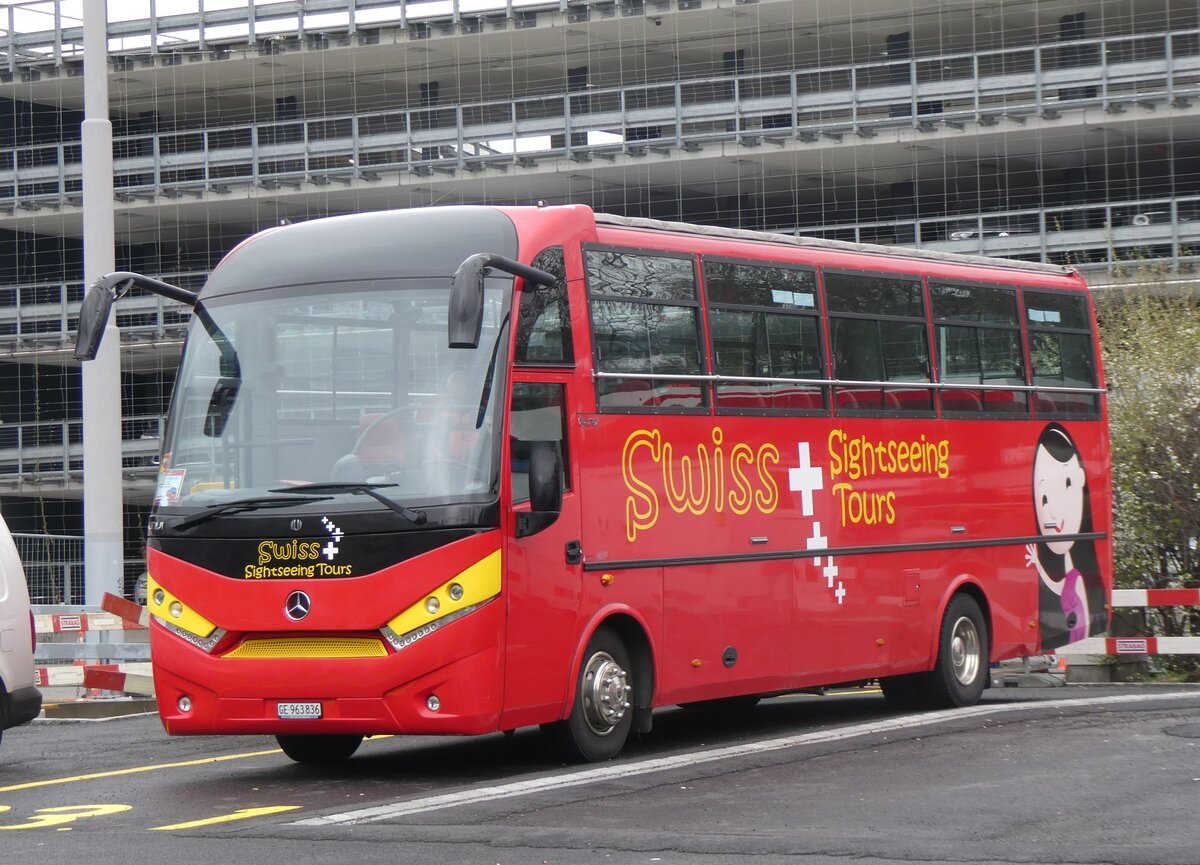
276, 733, 364, 764
881, 594, 989, 712
545, 626, 633, 762
923, 593, 989, 708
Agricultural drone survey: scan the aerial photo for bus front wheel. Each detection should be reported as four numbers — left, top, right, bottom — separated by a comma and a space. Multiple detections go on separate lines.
546, 627, 634, 762
276, 733, 364, 764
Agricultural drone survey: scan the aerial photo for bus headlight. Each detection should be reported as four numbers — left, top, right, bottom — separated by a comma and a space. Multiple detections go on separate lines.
147, 576, 225, 653
380, 550, 501, 652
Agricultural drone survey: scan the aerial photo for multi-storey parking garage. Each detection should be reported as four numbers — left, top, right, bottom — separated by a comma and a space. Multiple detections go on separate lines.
0, 0, 1196, 594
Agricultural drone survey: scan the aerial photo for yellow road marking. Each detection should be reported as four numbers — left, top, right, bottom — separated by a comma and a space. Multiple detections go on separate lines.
0, 804, 132, 830
149, 806, 301, 831
0, 748, 283, 794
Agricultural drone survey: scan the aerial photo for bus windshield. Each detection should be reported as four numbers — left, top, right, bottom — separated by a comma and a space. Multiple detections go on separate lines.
154, 278, 511, 514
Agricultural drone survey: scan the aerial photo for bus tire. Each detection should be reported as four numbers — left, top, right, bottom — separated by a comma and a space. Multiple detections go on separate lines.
922, 593, 989, 709
275, 733, 363, 764
546, 626, 634, 762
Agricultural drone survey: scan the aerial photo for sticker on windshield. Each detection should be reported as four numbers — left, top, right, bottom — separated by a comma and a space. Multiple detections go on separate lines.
155, 469, 186, 507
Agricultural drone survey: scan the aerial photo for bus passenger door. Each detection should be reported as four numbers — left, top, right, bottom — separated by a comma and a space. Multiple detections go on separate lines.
501, 378, 583, 728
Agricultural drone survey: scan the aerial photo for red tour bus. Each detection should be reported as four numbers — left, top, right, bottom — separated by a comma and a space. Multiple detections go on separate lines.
75, 205, 1110, 763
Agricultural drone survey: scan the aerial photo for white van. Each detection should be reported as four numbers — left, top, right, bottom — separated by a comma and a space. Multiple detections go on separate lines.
0, 515, 41, 745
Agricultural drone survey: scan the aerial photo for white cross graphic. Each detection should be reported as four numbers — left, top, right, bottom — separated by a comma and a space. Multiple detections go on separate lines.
834, 582, 846, 604
805, 521, 828, 566
322, 540, 339, 561
788, 442, 823, 517
823, 559, 839, 589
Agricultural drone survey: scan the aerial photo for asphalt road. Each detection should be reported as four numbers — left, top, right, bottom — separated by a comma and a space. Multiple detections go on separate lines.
1, 684, 1198, 864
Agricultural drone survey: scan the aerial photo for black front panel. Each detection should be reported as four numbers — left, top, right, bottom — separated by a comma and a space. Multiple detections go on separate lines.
151, 526, 481, 580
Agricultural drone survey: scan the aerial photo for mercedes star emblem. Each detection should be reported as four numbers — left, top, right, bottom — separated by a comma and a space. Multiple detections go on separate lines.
285, 590, 311, 621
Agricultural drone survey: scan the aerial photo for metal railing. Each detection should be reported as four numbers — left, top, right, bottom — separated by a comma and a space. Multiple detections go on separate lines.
793, 194, 1200, 272
2, 0, 593, 68
0, 271, 198, 353
14, 531, 82, 604
1, 27, 1197, 209
0, 413, 165, 490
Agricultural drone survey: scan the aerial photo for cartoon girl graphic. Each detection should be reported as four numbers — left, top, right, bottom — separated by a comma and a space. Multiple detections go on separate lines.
1024, 423, 1108, 652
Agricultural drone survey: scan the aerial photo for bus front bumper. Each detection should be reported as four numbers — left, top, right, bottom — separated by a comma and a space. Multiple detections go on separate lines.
151, 604, 504, 737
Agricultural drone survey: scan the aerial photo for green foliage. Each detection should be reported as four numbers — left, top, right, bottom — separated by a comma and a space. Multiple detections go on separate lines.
1098, 285, 1200, 671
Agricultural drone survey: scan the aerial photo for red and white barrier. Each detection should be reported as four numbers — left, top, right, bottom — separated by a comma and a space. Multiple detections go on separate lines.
1111, 588, 1200, 608
82, 665, 155, 697
33, 594, 156, 698
34, 662, 153, 689
1061, 588, 1200, 655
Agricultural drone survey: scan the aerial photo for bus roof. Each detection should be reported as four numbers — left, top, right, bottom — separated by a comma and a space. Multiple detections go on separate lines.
593, 213, 1076, 278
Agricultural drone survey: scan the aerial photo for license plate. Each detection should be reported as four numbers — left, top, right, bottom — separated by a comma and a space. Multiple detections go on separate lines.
276, 701, 322, 719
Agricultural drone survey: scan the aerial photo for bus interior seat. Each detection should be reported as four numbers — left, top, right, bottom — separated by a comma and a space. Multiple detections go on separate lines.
331, 413, 406, 481
772, 388, 823, 410
1034, 393, 1058, 414
942, 390, 983, 412
986, 390, 1028, 414
719, 389, 769, 409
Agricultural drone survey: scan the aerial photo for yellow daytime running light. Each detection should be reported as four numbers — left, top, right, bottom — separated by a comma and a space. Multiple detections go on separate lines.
385, 549, 501, 637
147, 575, 217, 639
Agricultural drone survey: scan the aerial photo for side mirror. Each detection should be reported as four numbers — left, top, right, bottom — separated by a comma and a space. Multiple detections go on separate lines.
73, 284, 118, 360
516, 439, 563, 538
449, 254, 558, 350
75, 272, 198, 362
448, 254, 489, 349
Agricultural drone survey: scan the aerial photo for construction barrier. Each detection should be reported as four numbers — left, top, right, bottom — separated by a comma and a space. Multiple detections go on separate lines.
1060, 588, 1200, 656
32, 593, 155, 697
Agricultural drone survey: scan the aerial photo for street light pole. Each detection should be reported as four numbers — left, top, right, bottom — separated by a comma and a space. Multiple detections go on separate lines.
81, 1, 124, 604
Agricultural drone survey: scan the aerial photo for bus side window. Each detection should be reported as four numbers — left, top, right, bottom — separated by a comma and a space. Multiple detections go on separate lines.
515, 247, 573, 366
825, 270, 932, 414
510, 382, 570, 503
703, 258, 825, 413
929, 281, 1027, 416
585, 248, 706, 412
1024, 289, 1099, 417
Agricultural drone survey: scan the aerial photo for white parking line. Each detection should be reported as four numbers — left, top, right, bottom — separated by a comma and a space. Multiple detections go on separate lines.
294, 690, 1197, 826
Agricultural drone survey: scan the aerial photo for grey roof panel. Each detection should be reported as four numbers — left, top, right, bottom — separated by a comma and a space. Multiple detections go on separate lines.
594, 213, 1077, 278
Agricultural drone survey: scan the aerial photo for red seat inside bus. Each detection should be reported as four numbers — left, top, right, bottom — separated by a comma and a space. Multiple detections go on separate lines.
353, 413, 406, 464
718, 387, 824, 411
941, 390, 984, 412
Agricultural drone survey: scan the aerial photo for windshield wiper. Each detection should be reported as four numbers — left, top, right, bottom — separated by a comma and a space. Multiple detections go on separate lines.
271, 483, 428, 525
171, 494, 334, 532
474, 313, 510, 429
